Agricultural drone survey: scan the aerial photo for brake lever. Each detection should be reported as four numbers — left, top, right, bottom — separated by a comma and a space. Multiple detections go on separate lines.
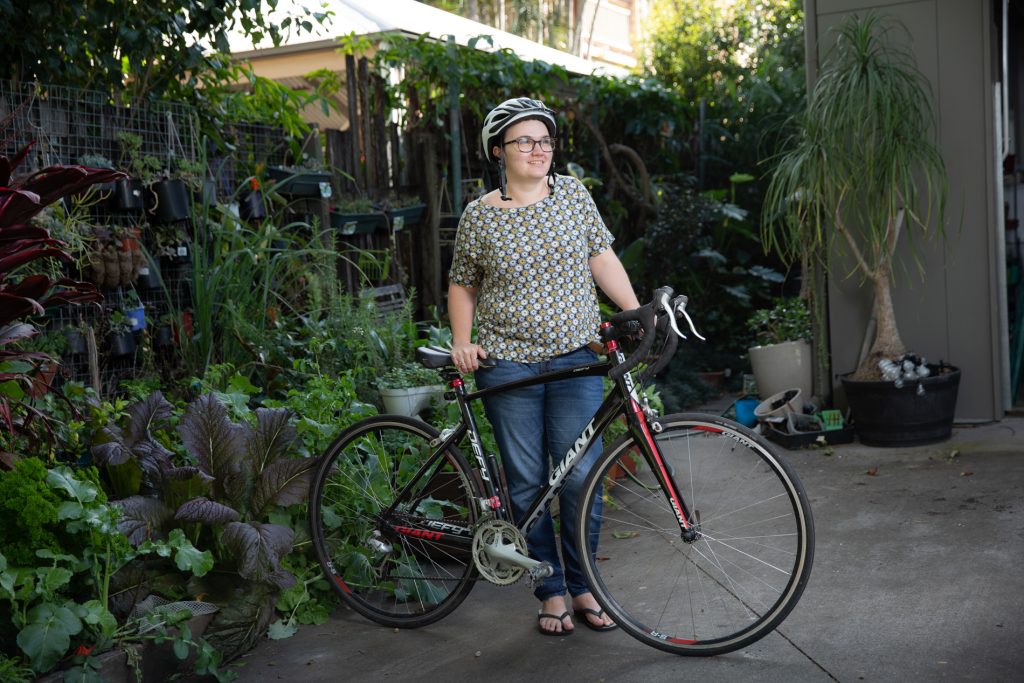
655, 291, 688, 339
674, 296, 706, 341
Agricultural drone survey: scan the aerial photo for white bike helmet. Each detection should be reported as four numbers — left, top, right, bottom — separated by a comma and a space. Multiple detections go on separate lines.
480, 97, 557, 162
480, 97, 557, 200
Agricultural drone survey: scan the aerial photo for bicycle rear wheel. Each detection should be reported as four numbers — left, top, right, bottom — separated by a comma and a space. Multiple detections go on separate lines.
310, 415, 481, 628
577, 413, 814, 655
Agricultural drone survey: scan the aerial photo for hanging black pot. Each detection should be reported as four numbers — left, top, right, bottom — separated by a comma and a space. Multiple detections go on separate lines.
107, 332, 136, 359
239, 190, 265, 220
149, 178, 191, 223
841, 364, 961, 447
64, 328, 86, 356
135, 264, 162, 290
195, 179, 218, 206
268, 166, 332, 198
111, 178, 144, 211
154, 324, 174, 348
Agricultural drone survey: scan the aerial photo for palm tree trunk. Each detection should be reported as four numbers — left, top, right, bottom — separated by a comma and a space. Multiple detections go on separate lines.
852, 266, 907, 380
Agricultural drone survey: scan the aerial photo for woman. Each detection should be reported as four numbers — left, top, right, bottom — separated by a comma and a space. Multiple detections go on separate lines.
448, 97, 641, 636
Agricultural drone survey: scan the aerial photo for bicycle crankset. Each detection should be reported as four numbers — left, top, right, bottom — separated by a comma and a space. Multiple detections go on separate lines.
471, 518, 532, 585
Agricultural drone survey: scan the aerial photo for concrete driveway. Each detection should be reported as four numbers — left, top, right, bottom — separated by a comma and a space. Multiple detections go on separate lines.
233, 419, 1024, 682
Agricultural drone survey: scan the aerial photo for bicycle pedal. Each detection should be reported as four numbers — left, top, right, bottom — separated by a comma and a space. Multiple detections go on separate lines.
526, 561, 554, 587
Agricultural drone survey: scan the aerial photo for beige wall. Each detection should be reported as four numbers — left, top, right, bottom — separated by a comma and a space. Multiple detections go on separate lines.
806, 0, 1002, 420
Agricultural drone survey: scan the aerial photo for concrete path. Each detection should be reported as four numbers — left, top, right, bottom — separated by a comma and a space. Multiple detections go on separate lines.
233, 419, 1024, 682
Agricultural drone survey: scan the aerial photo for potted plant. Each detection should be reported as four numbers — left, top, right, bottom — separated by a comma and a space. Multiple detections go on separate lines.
175, 157, 217, 206
380, 193, 426, 231
747, 298, 813, 402
267, 164, 332, 198
115, 132, 161, 212
763, 13, 957, 446
122, 289, 146, 331
87, 226, 146, 290
148, 173, 191, 224
106, 310, 136, 358
377, 362, 444, 417
135, 258, 162, 290
330, 196, 385, 236
153, 313, 176, 348
63, 323, 87, 356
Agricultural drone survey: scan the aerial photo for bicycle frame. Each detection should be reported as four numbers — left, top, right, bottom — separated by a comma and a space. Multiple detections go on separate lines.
380, 338, 699, 556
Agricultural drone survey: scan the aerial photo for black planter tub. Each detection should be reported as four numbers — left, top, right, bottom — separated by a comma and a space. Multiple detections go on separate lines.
841, 364, 961, 447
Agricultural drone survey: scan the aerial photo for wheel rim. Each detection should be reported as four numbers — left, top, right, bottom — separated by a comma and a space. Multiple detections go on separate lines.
583, 417, 813, 653
312, 419, 477, 624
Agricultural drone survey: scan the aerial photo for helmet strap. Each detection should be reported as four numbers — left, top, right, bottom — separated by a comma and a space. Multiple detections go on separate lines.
498, 156, 512, 201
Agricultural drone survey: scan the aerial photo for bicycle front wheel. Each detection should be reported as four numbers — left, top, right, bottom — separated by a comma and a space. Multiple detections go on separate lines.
310, 415, 481, 628
577, 413, 814, 656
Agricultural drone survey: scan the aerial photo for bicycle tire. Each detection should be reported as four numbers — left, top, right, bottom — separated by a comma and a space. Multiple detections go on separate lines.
310, 415, 481, 628
577, 412, 814, 656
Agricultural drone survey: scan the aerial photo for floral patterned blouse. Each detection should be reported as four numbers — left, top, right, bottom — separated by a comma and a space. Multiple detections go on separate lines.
448, 174, 613, 363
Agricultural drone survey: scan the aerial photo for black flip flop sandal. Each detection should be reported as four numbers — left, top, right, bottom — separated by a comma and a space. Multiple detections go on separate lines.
575, 607, 618, 632
537, 610, 574, 636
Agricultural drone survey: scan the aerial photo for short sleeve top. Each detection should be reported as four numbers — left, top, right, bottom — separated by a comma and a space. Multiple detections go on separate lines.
448, 174, 614, 363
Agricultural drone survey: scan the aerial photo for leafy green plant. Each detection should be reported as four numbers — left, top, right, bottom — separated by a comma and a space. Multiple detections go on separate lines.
748, 298, 811, 347
0, 463, 210, 675
377, 362, 441, 390
116, 132, 162, 185
107, 310, 133, 336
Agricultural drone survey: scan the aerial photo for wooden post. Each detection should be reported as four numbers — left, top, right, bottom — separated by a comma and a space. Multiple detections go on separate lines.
345, 54, 362, 190
418, 129, 442, 312
447, 36, 462, 213
359, 57, 375, 192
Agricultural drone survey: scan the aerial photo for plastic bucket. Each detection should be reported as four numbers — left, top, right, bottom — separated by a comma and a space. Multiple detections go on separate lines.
734, 397, 759, 427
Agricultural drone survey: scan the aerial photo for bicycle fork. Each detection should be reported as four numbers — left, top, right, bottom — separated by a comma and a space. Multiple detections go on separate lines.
609, 339, 702, 544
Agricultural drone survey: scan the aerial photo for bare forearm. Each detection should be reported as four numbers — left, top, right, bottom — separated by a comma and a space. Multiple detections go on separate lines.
448, 283, 478, 345
590, 250, 641, 311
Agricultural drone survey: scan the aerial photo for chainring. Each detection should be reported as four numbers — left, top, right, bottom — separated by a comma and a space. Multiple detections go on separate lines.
471, 518, 529, 585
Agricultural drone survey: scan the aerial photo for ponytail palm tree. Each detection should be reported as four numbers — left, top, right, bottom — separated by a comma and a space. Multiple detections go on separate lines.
763, 13, 948, 381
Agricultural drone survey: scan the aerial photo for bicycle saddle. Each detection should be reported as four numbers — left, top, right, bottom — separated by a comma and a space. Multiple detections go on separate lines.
416, 345, 497, 369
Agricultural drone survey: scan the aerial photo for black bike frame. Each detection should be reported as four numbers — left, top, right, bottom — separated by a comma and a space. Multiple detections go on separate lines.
381, 344, 699, 550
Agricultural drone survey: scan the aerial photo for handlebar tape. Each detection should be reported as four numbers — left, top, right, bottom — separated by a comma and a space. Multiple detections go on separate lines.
608, 304, 658, 382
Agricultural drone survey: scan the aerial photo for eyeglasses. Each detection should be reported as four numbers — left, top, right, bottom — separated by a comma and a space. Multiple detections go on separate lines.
503, 136, 556, 153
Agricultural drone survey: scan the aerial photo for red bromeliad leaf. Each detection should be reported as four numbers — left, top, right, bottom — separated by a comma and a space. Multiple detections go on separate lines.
0, 143, 32, 186
0, 322, 38, 346
0, 247, 73, 276
0, 290, 46, 321
0, 165, 124, 226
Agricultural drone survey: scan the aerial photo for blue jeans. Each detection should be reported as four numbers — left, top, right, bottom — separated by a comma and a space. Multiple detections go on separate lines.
474, 346, 604, 600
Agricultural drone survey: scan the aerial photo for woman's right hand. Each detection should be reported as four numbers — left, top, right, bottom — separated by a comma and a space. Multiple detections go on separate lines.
451, 342, 487, 374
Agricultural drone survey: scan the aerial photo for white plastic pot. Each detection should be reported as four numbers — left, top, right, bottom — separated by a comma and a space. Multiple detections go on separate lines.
379, 385, 444, 417
748, 340, 813, 400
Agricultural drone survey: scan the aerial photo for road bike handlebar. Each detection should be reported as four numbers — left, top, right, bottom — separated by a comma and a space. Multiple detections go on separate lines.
606, 286, 704, 383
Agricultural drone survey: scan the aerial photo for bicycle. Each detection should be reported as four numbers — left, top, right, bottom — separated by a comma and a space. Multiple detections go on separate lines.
309, 287, 814, 656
